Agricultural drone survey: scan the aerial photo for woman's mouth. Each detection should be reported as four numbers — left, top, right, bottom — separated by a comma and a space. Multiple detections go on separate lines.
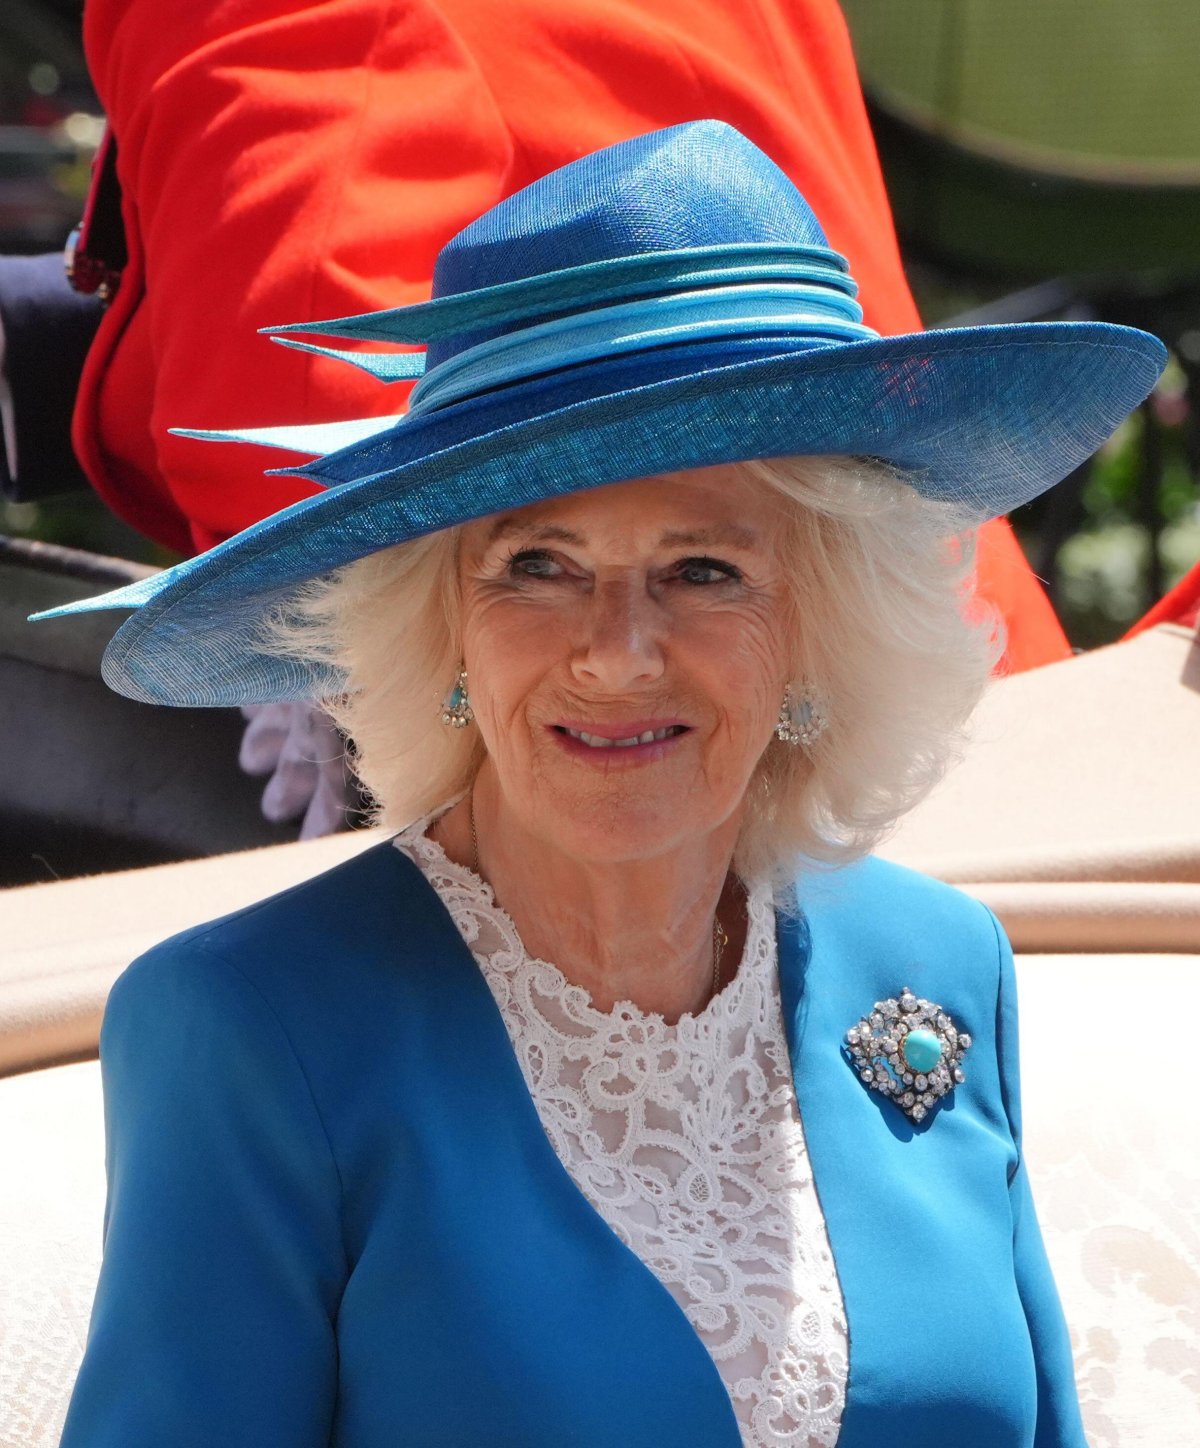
555, 724, 688, 750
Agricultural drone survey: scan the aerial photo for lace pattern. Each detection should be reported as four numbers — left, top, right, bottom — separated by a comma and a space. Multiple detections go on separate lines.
395, 821, 848, 1447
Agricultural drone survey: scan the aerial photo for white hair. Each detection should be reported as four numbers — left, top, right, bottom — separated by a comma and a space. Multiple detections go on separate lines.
263, 456, 1001, 886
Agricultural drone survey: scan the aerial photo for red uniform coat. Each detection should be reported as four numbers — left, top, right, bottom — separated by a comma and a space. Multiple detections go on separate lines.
1127, 560, 1200, 635
78, 0, 1069, 671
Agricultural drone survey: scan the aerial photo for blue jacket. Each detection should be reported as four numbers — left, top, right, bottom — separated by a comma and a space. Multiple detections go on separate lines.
61, 841, 1086, 1447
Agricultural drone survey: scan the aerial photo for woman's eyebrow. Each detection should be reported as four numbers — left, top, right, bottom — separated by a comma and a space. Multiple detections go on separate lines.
658, 524, 760, 549
485, 518, 586, 546
484, 520, 759, 549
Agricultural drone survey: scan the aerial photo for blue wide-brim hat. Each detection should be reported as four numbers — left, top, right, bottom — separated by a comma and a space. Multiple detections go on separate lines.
37, 121, 1165, 707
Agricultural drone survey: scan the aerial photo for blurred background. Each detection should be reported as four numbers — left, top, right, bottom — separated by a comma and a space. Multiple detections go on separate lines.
1, 2, 100, 252
3, 0, 1199, 645
841, 0, 1200, 649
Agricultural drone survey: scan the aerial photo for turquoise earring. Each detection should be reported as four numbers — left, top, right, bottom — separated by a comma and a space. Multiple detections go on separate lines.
775, 682, 828, 747
441, 667, 474, 729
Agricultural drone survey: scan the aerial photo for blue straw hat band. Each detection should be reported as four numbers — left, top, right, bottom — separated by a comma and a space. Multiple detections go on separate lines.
396, 283, 874, 415
261, 243, 854, 348
409, 288, 872, 416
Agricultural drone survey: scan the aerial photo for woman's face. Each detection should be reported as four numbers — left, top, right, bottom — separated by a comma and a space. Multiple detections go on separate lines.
457, 464, 793, 864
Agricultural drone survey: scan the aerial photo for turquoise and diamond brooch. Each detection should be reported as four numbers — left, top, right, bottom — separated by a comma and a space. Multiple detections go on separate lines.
844, 988, 971, 1122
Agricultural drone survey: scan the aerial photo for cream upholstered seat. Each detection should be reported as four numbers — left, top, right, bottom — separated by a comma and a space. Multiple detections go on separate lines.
1, 1063, 104, 1448
880, 621, 1200, 885
2, 624, 1199, 1447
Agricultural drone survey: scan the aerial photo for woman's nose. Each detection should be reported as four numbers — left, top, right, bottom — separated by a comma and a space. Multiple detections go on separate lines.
569, 579, 665, 690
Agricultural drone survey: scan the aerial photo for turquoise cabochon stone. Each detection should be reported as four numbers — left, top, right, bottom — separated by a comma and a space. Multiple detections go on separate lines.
903, 1028, 943, 1073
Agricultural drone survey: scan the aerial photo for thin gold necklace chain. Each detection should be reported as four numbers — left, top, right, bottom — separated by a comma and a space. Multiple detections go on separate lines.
468, 793, 730, 1000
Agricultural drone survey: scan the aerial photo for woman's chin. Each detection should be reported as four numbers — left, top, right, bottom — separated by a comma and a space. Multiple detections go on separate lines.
521, 780, 732, 867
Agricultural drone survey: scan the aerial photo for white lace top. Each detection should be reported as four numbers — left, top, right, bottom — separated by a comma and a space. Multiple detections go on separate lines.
394, 820, 848, 1447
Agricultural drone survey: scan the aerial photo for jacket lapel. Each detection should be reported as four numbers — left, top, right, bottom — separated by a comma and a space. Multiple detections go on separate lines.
384, 848, 744, 1448
777, 857, 1034, 1448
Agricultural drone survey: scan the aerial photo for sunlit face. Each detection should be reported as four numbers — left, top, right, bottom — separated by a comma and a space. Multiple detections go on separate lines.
457, 464, 794, 864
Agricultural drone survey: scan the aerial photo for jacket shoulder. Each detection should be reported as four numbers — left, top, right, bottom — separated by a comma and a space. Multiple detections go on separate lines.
110, 839, 435, 1026
793, 857, 1007, 1030
155, 836, 424, 946
799, 852, 998, 937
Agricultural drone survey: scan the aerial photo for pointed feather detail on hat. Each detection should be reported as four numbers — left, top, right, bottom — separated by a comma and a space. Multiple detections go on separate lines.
168, 416, 405, 456
268, 337, 427, 382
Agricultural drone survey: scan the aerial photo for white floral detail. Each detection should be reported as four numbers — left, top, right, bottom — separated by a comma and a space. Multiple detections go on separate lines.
394, 819, 848, 1448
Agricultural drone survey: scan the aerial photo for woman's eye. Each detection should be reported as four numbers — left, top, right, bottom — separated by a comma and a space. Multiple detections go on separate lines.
673, 556, 742, 586
506, 548, 562, 579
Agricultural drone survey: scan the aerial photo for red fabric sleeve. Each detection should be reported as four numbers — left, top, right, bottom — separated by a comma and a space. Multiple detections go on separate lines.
975, 516, 1072, 671
1126, 558, 1200, 636
78, 0, 514, 554
78, 0, 1068, 668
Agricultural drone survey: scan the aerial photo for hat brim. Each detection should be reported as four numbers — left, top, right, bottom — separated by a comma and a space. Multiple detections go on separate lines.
37, 321, 1165, 706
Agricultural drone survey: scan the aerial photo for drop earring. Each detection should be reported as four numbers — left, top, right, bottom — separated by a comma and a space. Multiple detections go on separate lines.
775, 682, 828, 747
441, 667, 474, 728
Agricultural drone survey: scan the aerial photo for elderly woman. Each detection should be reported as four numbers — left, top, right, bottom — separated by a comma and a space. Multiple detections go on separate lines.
46, 123, 1163, 1448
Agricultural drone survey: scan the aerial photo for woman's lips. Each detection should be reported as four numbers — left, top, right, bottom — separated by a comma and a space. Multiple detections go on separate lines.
547, 719, 691, 763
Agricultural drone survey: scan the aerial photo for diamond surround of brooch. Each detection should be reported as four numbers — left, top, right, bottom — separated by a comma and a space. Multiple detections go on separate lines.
843, 987, 971, 1123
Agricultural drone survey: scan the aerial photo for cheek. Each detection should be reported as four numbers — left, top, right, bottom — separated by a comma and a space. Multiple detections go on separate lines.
460, 598, 561, 732
702, 613, 790, 724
